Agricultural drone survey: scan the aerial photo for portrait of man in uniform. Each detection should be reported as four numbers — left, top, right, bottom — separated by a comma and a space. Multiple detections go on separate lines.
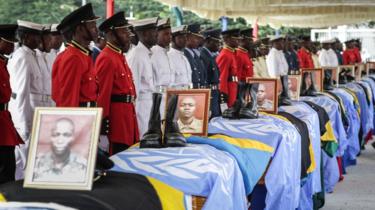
247, 78, 278, 113
24, 107, 102, 190
167, 89, 210, 136
33, 118, 87, 183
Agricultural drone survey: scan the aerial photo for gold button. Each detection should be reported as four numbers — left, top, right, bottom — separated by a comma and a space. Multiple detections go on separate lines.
89, 77, 92, 81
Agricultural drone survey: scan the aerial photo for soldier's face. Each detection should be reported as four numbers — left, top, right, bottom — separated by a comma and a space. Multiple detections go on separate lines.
51, 120, 74, 156
116, 27, 131, 52
84, 21, 99, 42
257, 84, 266, 102
174, 34, 187, 49
0, 40, 14, 55
157, 28, 172, 48
179, 97, 196, 119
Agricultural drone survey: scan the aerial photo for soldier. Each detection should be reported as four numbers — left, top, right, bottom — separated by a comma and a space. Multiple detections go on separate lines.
127, 17, 158, 137
200, 28, 222, 117
35, 24, 54, 107
216, 29, 241, 107
332, 38, 343, 65
343, 39, 359, 65
151, 18, 173, 117
284, 36, 299, 74
52, 3, 99, 107
319, 39, 338, 67
0, 24, 24, 183
297, 35, 314, 68
236, 28, 254, 82
95, 11, 139, 154
8, 20, 43, 143
45, 24, 63, 71
253, 43, 270, 78
184, 23, 207, 88
168, 25, 192, 89
33, 118, 87, 182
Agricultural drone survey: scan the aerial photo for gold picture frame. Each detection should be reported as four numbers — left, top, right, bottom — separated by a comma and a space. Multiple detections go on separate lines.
166, 89, 211, 137
24, 107, 102, 191
246, 78, 278, 114
366, 62, 375, 76
355, 63, 365, 81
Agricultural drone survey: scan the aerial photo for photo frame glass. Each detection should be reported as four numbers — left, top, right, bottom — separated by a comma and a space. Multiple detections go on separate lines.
366, 62, 375, 75
277, 75, 301, 101
300, 68, 323, 92
24, 107, 102, 191
166, 89, 211, 136
322, 67, 338, 88
337, 65, 355, 85
246, 78, 278, 114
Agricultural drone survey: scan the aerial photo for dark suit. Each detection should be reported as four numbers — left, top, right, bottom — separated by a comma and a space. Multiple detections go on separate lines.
200, 47, 221, 117
184, 48, 207, 88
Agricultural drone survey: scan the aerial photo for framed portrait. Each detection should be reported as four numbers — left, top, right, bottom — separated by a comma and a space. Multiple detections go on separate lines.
337, 65, 355, 85
276, 75, 301, 101
300, 68, 323, 92
366, 62, 375, 76
24, 107, 102, 191
355, 63, 365, 81
322, 67, 338, 88
166, 89, 210, 136
246, 78, 278, 114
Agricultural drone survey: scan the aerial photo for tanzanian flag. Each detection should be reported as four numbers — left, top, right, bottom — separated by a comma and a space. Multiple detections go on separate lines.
187, 134, 274, 195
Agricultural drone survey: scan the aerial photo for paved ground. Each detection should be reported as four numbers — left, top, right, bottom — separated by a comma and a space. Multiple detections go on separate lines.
322, 142, 375, 210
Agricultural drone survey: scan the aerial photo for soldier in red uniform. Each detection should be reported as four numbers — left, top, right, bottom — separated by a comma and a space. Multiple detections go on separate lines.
216, 29, 240, 107
236, 28, 254, 82
343, 39, 359, 65
52, 3, 99, 107
297, 36, 314, 69
0, 24, 24, 183
95, 12, 139, 155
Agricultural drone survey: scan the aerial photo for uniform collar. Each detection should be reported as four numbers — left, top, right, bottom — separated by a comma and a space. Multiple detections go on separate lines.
106, 42, 122, 54
237, 46, 248, 53
138, 41, 153, 56
21, 45, 36, 55
223, 45, 236, 52
202, 47, 215, 57
70, 40, 92, 56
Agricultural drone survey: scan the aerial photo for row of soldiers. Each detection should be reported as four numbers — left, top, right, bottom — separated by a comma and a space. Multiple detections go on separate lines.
0, 3, 364, 182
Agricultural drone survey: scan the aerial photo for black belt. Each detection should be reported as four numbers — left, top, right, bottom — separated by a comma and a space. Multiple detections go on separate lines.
0, 103, 8, 111
111, 94, 135, 103
79, 101, 97, 107
228, 76, 238, 82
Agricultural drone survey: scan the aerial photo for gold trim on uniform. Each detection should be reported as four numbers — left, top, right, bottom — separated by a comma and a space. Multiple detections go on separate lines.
106, 42, 123, 54
223, 45, 236, 52
70, 40, 91, 56
237, 46, 248, 53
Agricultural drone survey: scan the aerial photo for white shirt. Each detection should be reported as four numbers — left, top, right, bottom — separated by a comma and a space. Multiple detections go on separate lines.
35, 49, 51, 95
127, 42, 156, 136
168, 47, 192, 87
253, 57, 270, 78
151, 45, 174, 87
128, 42, 155, 97
266, 48, 288, 78
8, 45, 42, 134
45, 49, 58, 71
319, 48, 339, 67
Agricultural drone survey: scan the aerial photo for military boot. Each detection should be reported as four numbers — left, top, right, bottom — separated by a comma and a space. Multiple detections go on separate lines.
239, 83, 259, 119
323, 69, 334, 90
140, 93, 163, 148
222, 83, 246, 119
164, 94, 186, 147
278, 75, 293, 106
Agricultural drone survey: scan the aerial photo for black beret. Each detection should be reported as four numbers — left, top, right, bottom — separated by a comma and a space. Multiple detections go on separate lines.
57, 3, 100, 33
240, 28, 253, 38
202, 28, 221, 41
221, 29, 241, 38
0, 24, 18, 43
99, 11, 129, 32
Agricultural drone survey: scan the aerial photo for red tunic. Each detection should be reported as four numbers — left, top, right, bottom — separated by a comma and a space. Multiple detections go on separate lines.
95, 45, 139, 146
236, 47, 254, 82
52, 41, 97, 107
343, 48, 361, 65
0, 56, 23, 146
297, 47, 314, 69
354, 47, 362, 63
216, 46, 239, 107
